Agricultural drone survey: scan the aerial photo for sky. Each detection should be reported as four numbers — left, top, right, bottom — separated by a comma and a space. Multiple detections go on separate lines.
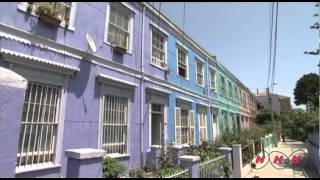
153, 2, 319, 108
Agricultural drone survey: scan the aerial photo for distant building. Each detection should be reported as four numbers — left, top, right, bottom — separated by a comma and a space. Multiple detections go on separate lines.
255, 91, 291, 114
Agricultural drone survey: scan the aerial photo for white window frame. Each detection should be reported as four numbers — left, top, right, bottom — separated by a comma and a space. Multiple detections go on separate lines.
210, 68, 216, 92
150, 24, 168, 70
211, 108, 219, 139
104, 2, 134, 54
9, 64, 68, 174
176, 43, 189, 80
198, 108, 207, 143
175, 105, 194, 145
17, 2, 77, 31
195, 59, 205, 87
98, 83, 131, 156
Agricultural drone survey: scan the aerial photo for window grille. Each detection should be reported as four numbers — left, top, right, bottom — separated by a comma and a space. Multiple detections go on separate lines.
102, 95, 128, 154
17, 82, 61, 168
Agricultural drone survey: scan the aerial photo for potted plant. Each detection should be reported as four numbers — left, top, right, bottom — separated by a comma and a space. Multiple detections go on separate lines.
35, 3, 62, 26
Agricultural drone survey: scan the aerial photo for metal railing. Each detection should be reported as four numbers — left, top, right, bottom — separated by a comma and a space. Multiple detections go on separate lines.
163, 168, 191, 178
241, 143, 254, 166
199, 155, 226, 178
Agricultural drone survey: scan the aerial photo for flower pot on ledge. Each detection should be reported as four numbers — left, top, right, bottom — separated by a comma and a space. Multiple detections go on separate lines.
113, 46, 127, 54
39, 14, 62, 27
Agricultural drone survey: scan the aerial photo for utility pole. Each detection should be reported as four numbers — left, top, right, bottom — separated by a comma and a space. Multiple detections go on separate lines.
267, 87, 277, 147
304, 2, 320, 129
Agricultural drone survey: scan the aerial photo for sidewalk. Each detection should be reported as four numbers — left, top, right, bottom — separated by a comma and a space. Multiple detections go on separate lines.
245, 139, 319, 178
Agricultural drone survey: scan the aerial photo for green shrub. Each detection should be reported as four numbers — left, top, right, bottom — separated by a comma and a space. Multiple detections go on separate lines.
154, 167, 183, 178
129, 167, 145, 178
102, 157, 126, 178
158, 143, 178, 169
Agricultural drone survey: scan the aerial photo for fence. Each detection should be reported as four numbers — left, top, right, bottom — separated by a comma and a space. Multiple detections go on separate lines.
163, 168, 191, 178
254, 140, 262, 156
199, 155, 226, 178
241, 143, 254, 167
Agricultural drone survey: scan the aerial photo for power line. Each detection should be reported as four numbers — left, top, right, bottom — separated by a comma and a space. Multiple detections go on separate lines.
271, 2, 279, 94
267, 2, 274, 88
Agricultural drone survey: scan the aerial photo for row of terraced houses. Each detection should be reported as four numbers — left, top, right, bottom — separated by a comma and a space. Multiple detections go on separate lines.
0, 2, 257, 178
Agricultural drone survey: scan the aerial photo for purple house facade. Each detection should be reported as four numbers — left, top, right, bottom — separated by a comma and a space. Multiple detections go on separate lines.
0, 2, 173, 177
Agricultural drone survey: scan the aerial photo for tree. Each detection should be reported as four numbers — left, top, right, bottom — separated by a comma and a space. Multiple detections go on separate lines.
255, 108, 279, 125
279, 109, 318, 141
293, 73, 319, 108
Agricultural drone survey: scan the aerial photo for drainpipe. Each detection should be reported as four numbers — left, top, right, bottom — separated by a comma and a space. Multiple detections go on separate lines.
205, 56, 211, 139
140, 5, 145, 168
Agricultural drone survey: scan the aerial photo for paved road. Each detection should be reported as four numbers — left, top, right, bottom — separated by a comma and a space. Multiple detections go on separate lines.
245, 139, 319, 178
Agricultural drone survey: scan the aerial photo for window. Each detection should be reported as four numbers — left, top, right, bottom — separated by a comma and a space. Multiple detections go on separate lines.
151, 27, 167, 68
102, 95, 128, 154
228, 81, 232, 99
177, 45, 188, 79
196, 60, 204, 86
211, 111, 218, 139
199, 110, 207, 142
210, 69, 216, 91
175, 102, 194, 145
106, 3, 132, 49
220, 76, 226, 96
234, 86, 238, 101
17, 82, 61, 168
151, 104, 164, 146
20, 2, 72, 26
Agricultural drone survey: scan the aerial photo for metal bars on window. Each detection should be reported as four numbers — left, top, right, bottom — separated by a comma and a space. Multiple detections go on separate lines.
17, 82, 61, 168
102, 95, 128, 154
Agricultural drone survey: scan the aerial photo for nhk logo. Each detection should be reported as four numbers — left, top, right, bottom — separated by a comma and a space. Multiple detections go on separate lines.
252, 149, 306, 170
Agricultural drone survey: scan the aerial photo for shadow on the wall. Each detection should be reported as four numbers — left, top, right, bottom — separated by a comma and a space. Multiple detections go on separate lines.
23, 12, 59, 41
111, 50, 124, 64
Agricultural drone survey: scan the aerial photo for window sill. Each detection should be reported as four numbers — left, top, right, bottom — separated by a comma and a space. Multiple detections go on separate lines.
17, 5, 75, 32
104, 41, 132, 56
150, 145, 162, 149
150, 62, 166, 71
196, 83, 205, 88
173, 144, 190, 149
177, 74, 189, 81
105, 153, 130, 159
15, 163, 61, 174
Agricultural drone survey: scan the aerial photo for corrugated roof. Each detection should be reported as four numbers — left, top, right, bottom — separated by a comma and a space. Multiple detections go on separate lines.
0, 48, 80, 72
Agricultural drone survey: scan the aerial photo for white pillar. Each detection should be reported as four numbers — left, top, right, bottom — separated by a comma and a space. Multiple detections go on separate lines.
232, 144, 243, 178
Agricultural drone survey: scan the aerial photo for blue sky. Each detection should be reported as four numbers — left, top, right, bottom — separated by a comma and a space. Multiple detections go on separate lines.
153, 2, 318, 108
